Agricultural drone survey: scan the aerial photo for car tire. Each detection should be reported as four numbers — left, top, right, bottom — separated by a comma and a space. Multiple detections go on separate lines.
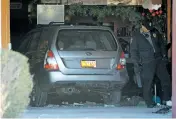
30, 82, 48, 107
103, 91, 121, 104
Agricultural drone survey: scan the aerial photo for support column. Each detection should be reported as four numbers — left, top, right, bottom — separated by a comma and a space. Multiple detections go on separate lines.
167, 0, 171, 59
167, 0, 171, 43
1, 0, 10, 49
172, 0, 176, 117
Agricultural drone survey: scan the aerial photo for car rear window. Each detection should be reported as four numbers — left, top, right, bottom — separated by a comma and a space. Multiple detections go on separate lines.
56, 29, 117, 51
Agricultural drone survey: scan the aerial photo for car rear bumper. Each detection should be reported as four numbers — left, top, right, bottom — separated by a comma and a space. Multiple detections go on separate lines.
38, 69, 129, 91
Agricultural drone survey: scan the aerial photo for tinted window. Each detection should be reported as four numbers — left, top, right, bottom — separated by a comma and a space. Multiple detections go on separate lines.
56, 29, 117, 51
28, 31, 41, 51
18, 35, 32, 53
39, 28, 51, 50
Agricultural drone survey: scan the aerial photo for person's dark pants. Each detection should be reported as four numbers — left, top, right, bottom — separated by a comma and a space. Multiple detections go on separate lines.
140, 58, 171, 106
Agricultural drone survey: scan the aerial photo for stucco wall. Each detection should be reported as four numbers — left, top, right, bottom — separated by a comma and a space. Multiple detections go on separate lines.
0, 0, 1, 49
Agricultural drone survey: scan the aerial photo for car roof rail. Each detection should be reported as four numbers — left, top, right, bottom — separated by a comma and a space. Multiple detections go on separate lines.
49, 22, 65, 25
46, 22, 103, 27
48, 22, 85, 27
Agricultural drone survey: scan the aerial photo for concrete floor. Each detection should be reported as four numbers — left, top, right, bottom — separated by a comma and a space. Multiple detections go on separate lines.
22, 106, 172, 118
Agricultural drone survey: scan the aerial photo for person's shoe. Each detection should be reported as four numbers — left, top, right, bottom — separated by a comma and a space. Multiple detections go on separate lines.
162, 100, 172, 107
166, 100, 172, 106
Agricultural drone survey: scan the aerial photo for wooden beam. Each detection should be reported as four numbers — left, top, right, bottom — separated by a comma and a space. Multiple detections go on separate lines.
1, 0, 10, 49
172, 0, 176, 117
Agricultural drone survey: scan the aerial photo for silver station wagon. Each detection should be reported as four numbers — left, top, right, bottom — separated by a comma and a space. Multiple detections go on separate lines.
18, 23, 129, 107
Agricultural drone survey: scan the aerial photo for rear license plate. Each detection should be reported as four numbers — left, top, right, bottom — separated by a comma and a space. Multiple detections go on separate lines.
81, 60, 96, 68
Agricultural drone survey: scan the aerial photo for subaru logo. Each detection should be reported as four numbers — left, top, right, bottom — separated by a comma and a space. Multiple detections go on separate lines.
86, 52, 92, 56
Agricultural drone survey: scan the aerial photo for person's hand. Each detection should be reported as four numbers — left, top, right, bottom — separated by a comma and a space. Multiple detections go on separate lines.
134, 63, 142, 73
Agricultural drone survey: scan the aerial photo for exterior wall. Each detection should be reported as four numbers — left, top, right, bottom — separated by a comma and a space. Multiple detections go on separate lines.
172, 0, 176, 117
0, 0, 1, 49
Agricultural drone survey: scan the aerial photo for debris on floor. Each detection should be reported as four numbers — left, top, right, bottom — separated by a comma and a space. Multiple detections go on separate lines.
73, 103, 84, 106
104, 104, 116, 107
120, 96, 144, 106
153, 106, 172, 114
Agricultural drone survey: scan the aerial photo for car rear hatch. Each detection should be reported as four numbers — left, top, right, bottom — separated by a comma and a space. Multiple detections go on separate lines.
54, 28, 120, 75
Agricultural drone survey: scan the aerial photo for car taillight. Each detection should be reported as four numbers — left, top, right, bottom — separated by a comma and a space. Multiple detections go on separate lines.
44, 50, 59, 70
116, 52, 126, 70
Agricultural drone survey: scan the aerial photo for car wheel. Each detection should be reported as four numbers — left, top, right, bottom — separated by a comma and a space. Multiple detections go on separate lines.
103, 91, 121, 104
30, 82, 48, 107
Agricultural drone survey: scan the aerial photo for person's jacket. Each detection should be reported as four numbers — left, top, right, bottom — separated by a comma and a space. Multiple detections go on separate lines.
130, 29, 166, 64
